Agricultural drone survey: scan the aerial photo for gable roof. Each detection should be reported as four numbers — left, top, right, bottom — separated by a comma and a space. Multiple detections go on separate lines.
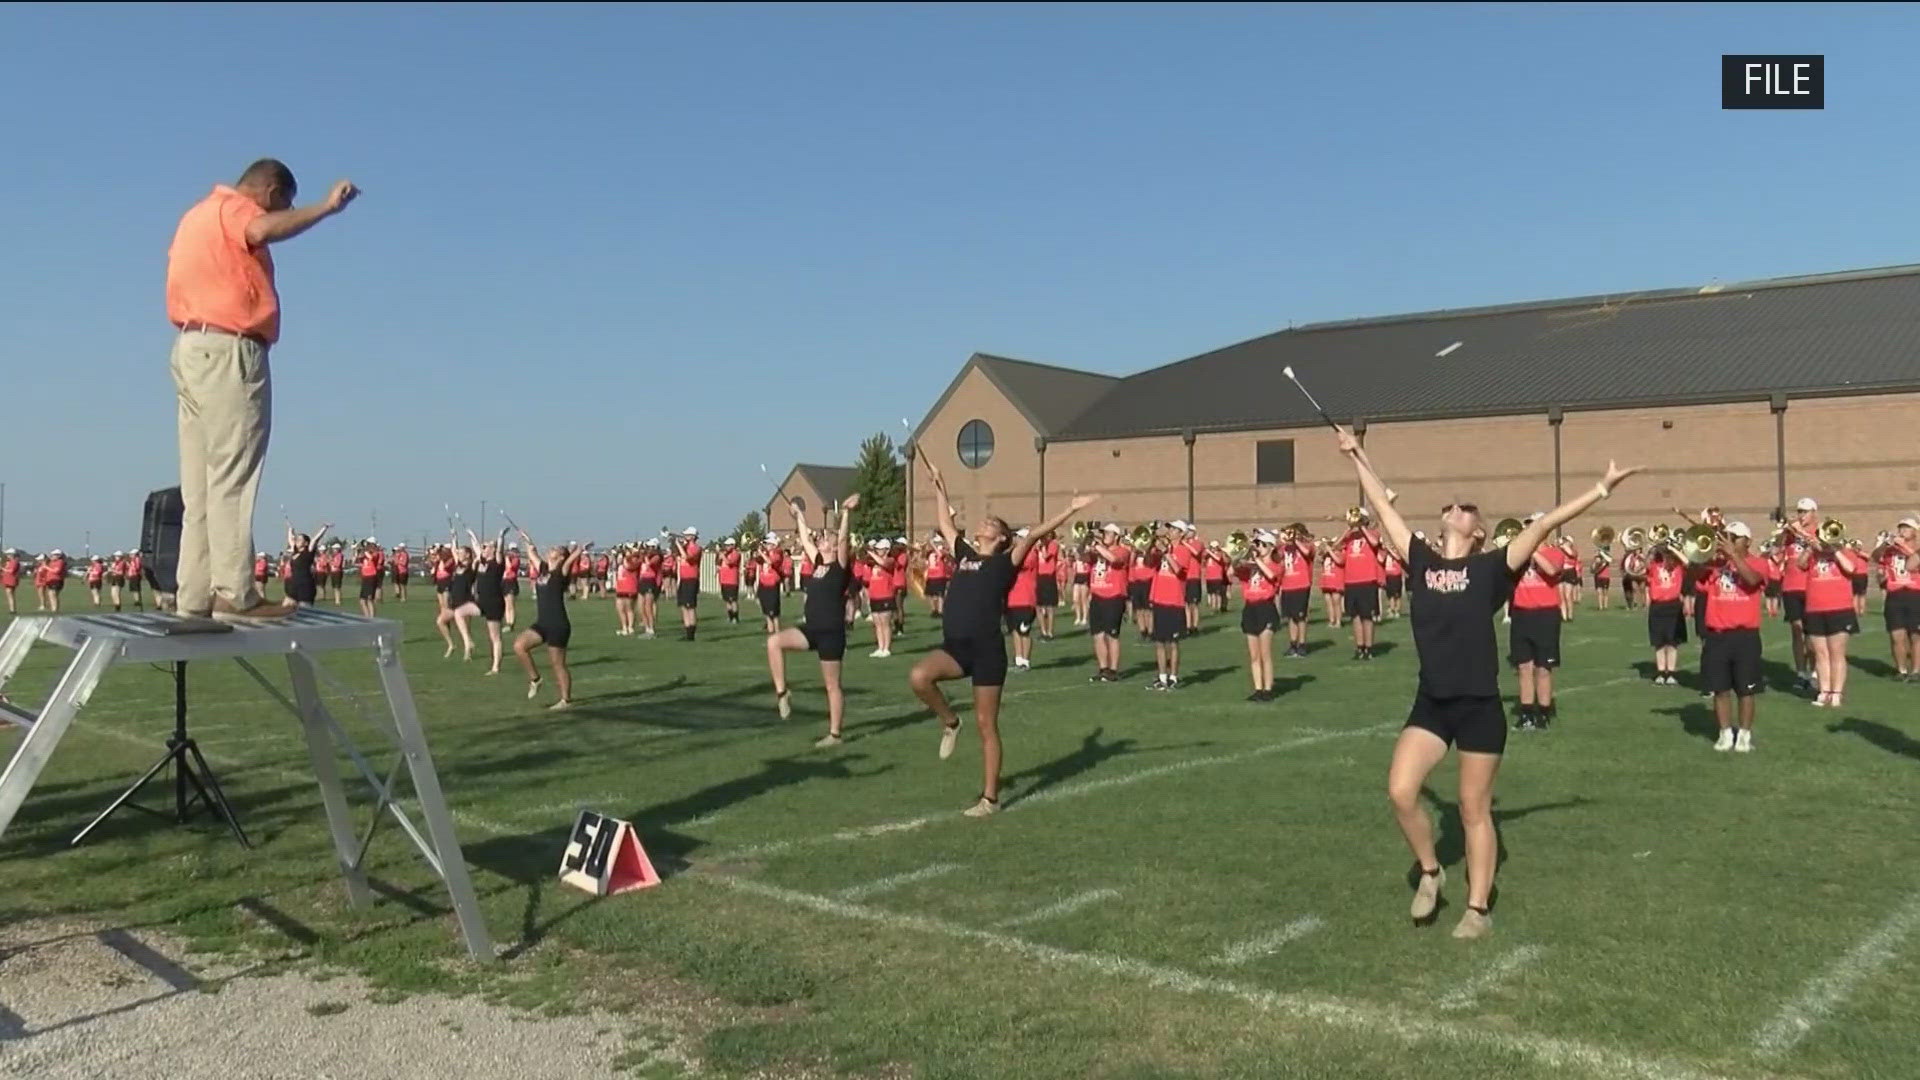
791, 464, 858, 504
913, 353, 1119, 444
1053, 263, 1920, 440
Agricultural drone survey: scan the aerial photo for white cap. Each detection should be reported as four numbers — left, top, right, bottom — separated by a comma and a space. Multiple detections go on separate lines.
1357, 507, 1372, 519
1014, 528, 1030, 539
896, 536, 909, 544
1796, 497, 1818, 511
764, 532, 780, 542
876, 538, 893, 550
930, 533, 945, 544
1898, 518, 1919, 530
367, 536, 377, 544
1724, 521, 1753, 539
723, 537, 737, 547
51, 548, 62, 556
1168, 519, 1192, 532
1253, 529, 1277, 544
1529, 511, 1546, 523
1101, 523, 1123, 535
397, 542, 408, 548
645, 538, 660, 548
509, 542, 521, 550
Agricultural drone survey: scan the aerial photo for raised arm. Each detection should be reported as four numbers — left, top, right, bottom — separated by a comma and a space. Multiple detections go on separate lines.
1010, 494, 1098, 566
1507, 461, 1642, 573
920, 456, 960, 550
1334, 428, 1414, 562
312, 522, 332, 547
835, 493, 860, 565
244, 180, 357, 246
790, 500, 820, 564
518, 529, 542, 570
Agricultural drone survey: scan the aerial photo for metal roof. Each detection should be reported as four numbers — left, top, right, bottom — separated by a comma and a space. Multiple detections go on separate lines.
912, 353, 1120, 445
1049, 263, 1920, 440
791, 464, 859, 503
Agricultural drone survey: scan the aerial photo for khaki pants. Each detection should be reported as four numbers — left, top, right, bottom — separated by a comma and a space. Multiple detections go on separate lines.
170, 330, 272, 614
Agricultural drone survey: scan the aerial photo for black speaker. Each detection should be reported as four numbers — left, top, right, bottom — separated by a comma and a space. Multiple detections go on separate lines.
140, 487, 184, 594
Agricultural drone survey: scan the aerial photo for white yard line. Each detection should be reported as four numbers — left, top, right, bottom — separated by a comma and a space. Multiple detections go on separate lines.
705, 875, 1737, 1080
1438, 944, 1544, 1011
994, 889, 1121, 929
1751, 893, 1920, 1057
1555, 675, 1640, 697
724, 723, 1395, 861
835, 863, 961, 901
1208, 917, 1326, 966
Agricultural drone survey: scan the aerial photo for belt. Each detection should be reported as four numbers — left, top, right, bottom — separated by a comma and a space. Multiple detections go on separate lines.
176, 322, 268, 345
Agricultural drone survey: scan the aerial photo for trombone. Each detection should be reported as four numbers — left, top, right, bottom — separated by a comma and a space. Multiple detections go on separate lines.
1489, 518, 1524, 549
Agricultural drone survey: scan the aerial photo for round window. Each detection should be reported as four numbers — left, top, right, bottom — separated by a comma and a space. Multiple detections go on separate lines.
957, 419, 995, 469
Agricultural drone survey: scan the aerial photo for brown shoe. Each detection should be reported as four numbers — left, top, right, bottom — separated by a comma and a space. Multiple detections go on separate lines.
212, 597, 296, 623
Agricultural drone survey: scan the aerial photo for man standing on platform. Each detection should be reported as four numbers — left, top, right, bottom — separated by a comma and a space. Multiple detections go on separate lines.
165, 158, 357, 621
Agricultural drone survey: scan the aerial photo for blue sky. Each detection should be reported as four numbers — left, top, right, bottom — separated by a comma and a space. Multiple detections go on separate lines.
1, 4, 1909, 552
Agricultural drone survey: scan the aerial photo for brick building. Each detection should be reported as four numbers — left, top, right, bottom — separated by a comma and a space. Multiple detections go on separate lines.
765, 464, 858, 533
903, 264, 1920, 542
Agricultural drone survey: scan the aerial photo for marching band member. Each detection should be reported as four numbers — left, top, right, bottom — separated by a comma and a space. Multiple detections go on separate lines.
326, 542, 346, 605
638, 539, 663, 638
1128, 537, 1155, 639
1070, 538, 1092, 627
1236, 530, 1283, 701
1590, 545, 1612, 610
1318, 539, 1345, 628
1382, 547, 1405, 621
1509, 533, 1569, 731
1801, 526, 1863, 708
718, 537, 744, 625
1, 548, 20, 613
674, 528, 703, 640
1333, 510, 1383, 660
435, 540, 480, 661
254, 551, 271, 596
755, 534, 788, 632
392, 543, 411, 602
1780, 497, 1820, 691
908, 455, 1094, 818
613, 545, 641, 636
356, 538, 384, 617
512, 526, 579, 711
1278, 527, 1315, 658
432, 544, 454, 611
283, 524, 327, 606
107, 551, 128, 610
1340, 423, 1640, 940
1146, 523, 1193, 689
892, 537, 912, 635
1879, 518, 1920, 680
1204, 540, 1230, 615
1762, 541, 1783, 619
1701, 523, 1768, 752
124, 550, 144, 610
767, 495, 859, 745
867, 539, 897, 659
1645, 543, 1688, 685
1086, 523, 1131, 682
591, 549, 611, 601
1034, 530, 1061, 640
44, 549, 68, 612
924, 534, 950, 620
86, 555, 105, 606
1557, 534, 1580, 620
1175, 522, 1205, 633
1004, 530, 1041, 672
503, 543, 523, 630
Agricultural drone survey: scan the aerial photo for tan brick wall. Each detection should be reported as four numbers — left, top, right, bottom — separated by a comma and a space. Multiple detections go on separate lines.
909, 366, 1040, 532
911, 389, 1920, 541
766, 474, 833, 533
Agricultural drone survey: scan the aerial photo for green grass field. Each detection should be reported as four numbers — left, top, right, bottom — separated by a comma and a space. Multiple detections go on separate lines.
3, 590, 1918, 1079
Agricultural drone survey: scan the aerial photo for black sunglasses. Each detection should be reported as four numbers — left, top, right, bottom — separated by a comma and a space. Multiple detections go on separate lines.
1443, 503, 1479, 514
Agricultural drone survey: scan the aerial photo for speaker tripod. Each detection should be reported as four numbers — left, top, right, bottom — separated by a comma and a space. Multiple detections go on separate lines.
72, 660, 250, 848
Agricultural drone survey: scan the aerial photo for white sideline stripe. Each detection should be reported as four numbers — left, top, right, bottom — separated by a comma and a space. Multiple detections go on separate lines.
1556, 675, 1639, 697
1209, 917, 1326, 966
994, 889, 1121, 929
707, 875, 1735, 1080
1752, 893, 1920, 1057
1438, 944, 1545, 1011
835, 863, 961, 901
726, 724, 1393, 860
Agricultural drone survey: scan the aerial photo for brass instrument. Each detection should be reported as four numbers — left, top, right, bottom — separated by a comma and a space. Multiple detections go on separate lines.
1592, 525, 1616, 549
1677, 524, 1719, 565
1818, 518, 1847, 545
1344, 506, 1364, 527
1622, 526, 1648, 551
1127, 524, 1156, 552
1490, 517, 1525, 549
1649, 523, 1673, 547
1070, 521, 1092, 545
1222, 531, 1252, 562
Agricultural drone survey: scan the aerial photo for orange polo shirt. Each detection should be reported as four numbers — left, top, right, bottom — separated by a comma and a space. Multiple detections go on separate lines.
165, 185, 280, 343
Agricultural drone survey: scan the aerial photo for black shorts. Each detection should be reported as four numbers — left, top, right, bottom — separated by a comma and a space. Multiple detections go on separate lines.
1852, 577, 1869, 597
1038, 578, 1060, 607
328, 573, 343, 588
529, 621, 572, 650
871, 597, 896, 614
1384, 577, 1404, 600
802, 626, 847, 662
1803, 609, 1859, 637
1647, 600, 1688, 648
926, 578, 948, 597
1595, 577, 1612, 591
1782, 591, 1806, 623
1184, 580, 1203, 605
676, 581, 700, 610
394, 573, 410, 586
1406, 692, 1506, 755
47, 580, 63, 593
640, 581, 660, 597
1129, 582, 1151, 611
1072, 573, 1089, 586
288, 581, 317, 603
616, 589, 637, 600
1763, 581, 1780, 598
504, 580, 520, 596
1507, 607, 1562, 668
758, 586, 782, 619
1241, 602, 1280, 636
1206, 580, 1228, 597
1151, 604, 1185, 644
1344, 582, 1380, 621
1886, 591, 1920, 633
435, 580, 449, 594
1089, 596, 1126, 636
477, 597, 506, 622
941, 634, 1008, 687
358, 577, 379, 600
720, 584, 740, 602
1701, 629, 1764, 696
1005, 606, 1036, 636
1279, 588, 1310, 622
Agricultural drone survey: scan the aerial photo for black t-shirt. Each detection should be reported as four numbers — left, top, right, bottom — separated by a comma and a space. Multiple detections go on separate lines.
473, 559, 505, 603
1406, 542, 1519, 699
803, 559, 850, 629
944, 537, 1015, 641
449, 567, 476, 607
535, 565, 571, 628
288, 549, 316, 585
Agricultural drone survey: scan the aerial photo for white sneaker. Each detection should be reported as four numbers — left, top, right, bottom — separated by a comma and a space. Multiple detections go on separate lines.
1734, 730, 1753, 753
938, 724, 960, 760
1014, 659, 1030, 670
1713, 728, 1734, 752
526, 679, 541, 700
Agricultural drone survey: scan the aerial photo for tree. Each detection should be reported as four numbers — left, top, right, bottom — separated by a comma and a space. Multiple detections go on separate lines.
732, 510, 766, 542
848, 432, 905, 537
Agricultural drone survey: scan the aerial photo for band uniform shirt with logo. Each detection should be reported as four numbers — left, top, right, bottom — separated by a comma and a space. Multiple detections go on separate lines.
944, 537, 1016, 641
1405, 542, 1520, 699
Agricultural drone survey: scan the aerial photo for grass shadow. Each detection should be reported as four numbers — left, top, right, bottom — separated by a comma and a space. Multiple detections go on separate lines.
1652, 703, 1721, 744
1851, 656, 1899, 680
1827, 717, 1920, 762
1421, 788, 1591, 888
1178, 665, 1238, 687
1037, 653, 1093, 671
1001, 727, 1213, 807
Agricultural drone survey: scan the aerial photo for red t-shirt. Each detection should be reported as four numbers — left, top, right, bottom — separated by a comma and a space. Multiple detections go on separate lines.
1318, 553, 1344, 591
1128, 556, 1154, 585
1034, 539, 1059, 577
616, 555, 640, 593
1886, 545, 1919, 592
1780, 532, 1812, 592
255, 556, 269, 579
1008, 549, 1040, 608
798, 557, 814, 580
434, 556, 452, 582
1704, 555, 1768, 631
1147, 549, 1187, 607
87, 562, 104, 585
1645, 557, 1686, 603
1338, 531, 1382, 584
0, 557, 18, 587
1090, 547, 1130, 600
1804, 550, 1858, 614
393, 549, 410, 575
853, 561, 871, 586
718, 551, 741, 587
1203, 551, 1228, 583
1512, 547, 1567, 610
639, 553, 661, 582
867, 556, 893, 597
756, 551, 788, 588
1385, 554, 1404, 580
925, 550, 950, 581
676, 542, 702, 580
1279, 543, 1313, 591
1238, 556, 1279, 603
503, 554, 520, 581
360, 550, 382, 578
592, 555, 610, 578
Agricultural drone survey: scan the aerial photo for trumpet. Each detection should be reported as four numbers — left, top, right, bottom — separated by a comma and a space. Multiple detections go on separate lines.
1126, 523, 1156, 552
1490, 517, 1525, 549
1281, 521, 1310, 544
1070, 521, 1092, 545
1343, 506, 1364, 528
1222, 530, 1252, 562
